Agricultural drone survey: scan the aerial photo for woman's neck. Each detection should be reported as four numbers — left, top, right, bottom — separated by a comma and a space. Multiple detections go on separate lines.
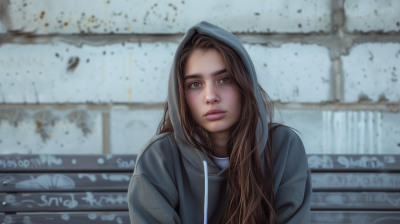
208, 130, 230, 158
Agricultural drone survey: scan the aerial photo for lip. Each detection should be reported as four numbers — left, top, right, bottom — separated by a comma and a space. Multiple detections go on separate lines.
204, 109, 226, 120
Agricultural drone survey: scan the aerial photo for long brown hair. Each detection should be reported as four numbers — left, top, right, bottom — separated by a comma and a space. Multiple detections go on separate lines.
158, 34, 279, 224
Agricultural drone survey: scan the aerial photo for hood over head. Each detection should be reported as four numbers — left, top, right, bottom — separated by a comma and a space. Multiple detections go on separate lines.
167, 21, 269, 175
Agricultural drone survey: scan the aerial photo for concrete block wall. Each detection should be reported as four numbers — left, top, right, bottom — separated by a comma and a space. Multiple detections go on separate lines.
0, 0, 399, 155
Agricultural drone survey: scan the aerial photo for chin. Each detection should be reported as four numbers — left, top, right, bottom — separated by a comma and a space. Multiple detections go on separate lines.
202, 122, 233, 134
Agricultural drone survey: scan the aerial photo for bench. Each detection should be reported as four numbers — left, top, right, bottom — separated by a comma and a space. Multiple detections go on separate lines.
1, 154, 399, 224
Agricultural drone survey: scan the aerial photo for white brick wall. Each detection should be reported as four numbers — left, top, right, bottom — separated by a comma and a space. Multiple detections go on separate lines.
342, 43, 400, 103
345, 0, 400, 32
0, 42, 173, 103
246, 43, 332, 103
0, 42, 333, 104
1, 108, 398, 155
3, 0, 331, 34
1, 0, 399, 155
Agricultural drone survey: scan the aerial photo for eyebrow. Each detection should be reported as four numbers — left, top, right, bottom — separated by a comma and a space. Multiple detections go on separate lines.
184, 69, 227, 81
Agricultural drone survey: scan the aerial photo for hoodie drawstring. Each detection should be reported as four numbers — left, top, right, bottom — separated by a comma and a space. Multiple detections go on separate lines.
203, 160, 208, 224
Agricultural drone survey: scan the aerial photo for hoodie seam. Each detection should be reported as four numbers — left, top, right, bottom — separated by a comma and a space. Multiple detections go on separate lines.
275, 175, 307, 205
132, 174, 177, 206
278, 132, 293, 187
135, 133, 171, 165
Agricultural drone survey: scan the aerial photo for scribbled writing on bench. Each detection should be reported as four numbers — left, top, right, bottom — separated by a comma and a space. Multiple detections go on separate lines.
0, 155, 62, 168
82, 192, 127, 206
116, 158, 135, 168
307, 155, 333, 169
307, 155, 396, 169
312, 173, 400, 189
16, 174, 75, 189
3, 192, 128, 210
311, 192, 400, 208
18, 194, 78, 209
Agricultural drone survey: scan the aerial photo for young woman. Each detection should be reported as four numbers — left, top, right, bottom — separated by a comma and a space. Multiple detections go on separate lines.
128, 21, 312, 224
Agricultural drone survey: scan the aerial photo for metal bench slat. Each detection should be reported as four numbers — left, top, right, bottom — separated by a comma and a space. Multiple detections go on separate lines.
0, 212, 129, 224
2, 154, 399, 171
312, 173, 400, 191
3, 192, 400, 212
0, 173, 132, 192
2, 172, 399, 193
0, 155, 137, 172
0, 211, 399, 224
307, 155, 400, 172
0, 192, 128, 212
311, 192, 400, 210
310, 211, 400, 224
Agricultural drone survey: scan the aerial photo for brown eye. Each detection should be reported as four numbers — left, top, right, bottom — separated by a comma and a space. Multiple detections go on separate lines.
189, 82, 201, 88
220, 77, 230, 83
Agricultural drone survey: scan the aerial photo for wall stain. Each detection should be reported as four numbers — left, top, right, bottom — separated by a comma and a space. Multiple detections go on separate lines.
358, 93, 372, 102
40, 11, 45, 19
34, 111, 58, 142
0, 109, 28, 127
68, 110, 93, 136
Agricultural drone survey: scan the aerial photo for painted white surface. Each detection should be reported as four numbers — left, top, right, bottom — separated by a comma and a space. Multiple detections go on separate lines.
381, 112, 400, 154
109, 108, 400, 154
0, 42, 333, 104
0, 109, 102, 154
110, 109, 163, 154
246, 43, 332, 103
341, 43, 400, 102
0, 42, 173, 103
279, 110, 400, 154
345, 0, 400, 32
4, 0, 331, 34
277, 110, 324, 153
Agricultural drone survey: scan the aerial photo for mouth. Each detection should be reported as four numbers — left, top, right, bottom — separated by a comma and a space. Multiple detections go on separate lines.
204, 109, 226, 120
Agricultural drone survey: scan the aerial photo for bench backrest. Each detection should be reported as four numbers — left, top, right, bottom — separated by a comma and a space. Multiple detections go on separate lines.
1, 154, 400, 224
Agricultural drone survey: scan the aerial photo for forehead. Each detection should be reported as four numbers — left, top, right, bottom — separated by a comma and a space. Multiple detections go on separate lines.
184, 49, 226, 76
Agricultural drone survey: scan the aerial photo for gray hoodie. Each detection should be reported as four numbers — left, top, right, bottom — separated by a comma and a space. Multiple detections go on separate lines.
128, 21, 312, 224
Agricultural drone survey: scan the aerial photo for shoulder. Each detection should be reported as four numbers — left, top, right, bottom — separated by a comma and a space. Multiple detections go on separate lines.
130, 132, 180, 206
271, 125, 301, 144
270, 125, 309, 178
270, 125, 305, 157
134, 132, 176, 175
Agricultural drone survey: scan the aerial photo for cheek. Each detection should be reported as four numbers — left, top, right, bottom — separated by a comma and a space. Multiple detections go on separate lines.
185, 92, 202, 121
224, 87, 242, 113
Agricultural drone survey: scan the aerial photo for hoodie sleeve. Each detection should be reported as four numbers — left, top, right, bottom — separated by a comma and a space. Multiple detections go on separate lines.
128, 134, 181, 224
128, 174, 181, 224
272, 127, 312, 224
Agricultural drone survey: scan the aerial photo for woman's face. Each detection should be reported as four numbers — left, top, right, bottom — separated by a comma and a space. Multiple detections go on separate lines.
183, 49, 242, 135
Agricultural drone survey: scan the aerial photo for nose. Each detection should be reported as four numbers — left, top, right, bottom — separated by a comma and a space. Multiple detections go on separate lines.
204, 83, 220, 104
